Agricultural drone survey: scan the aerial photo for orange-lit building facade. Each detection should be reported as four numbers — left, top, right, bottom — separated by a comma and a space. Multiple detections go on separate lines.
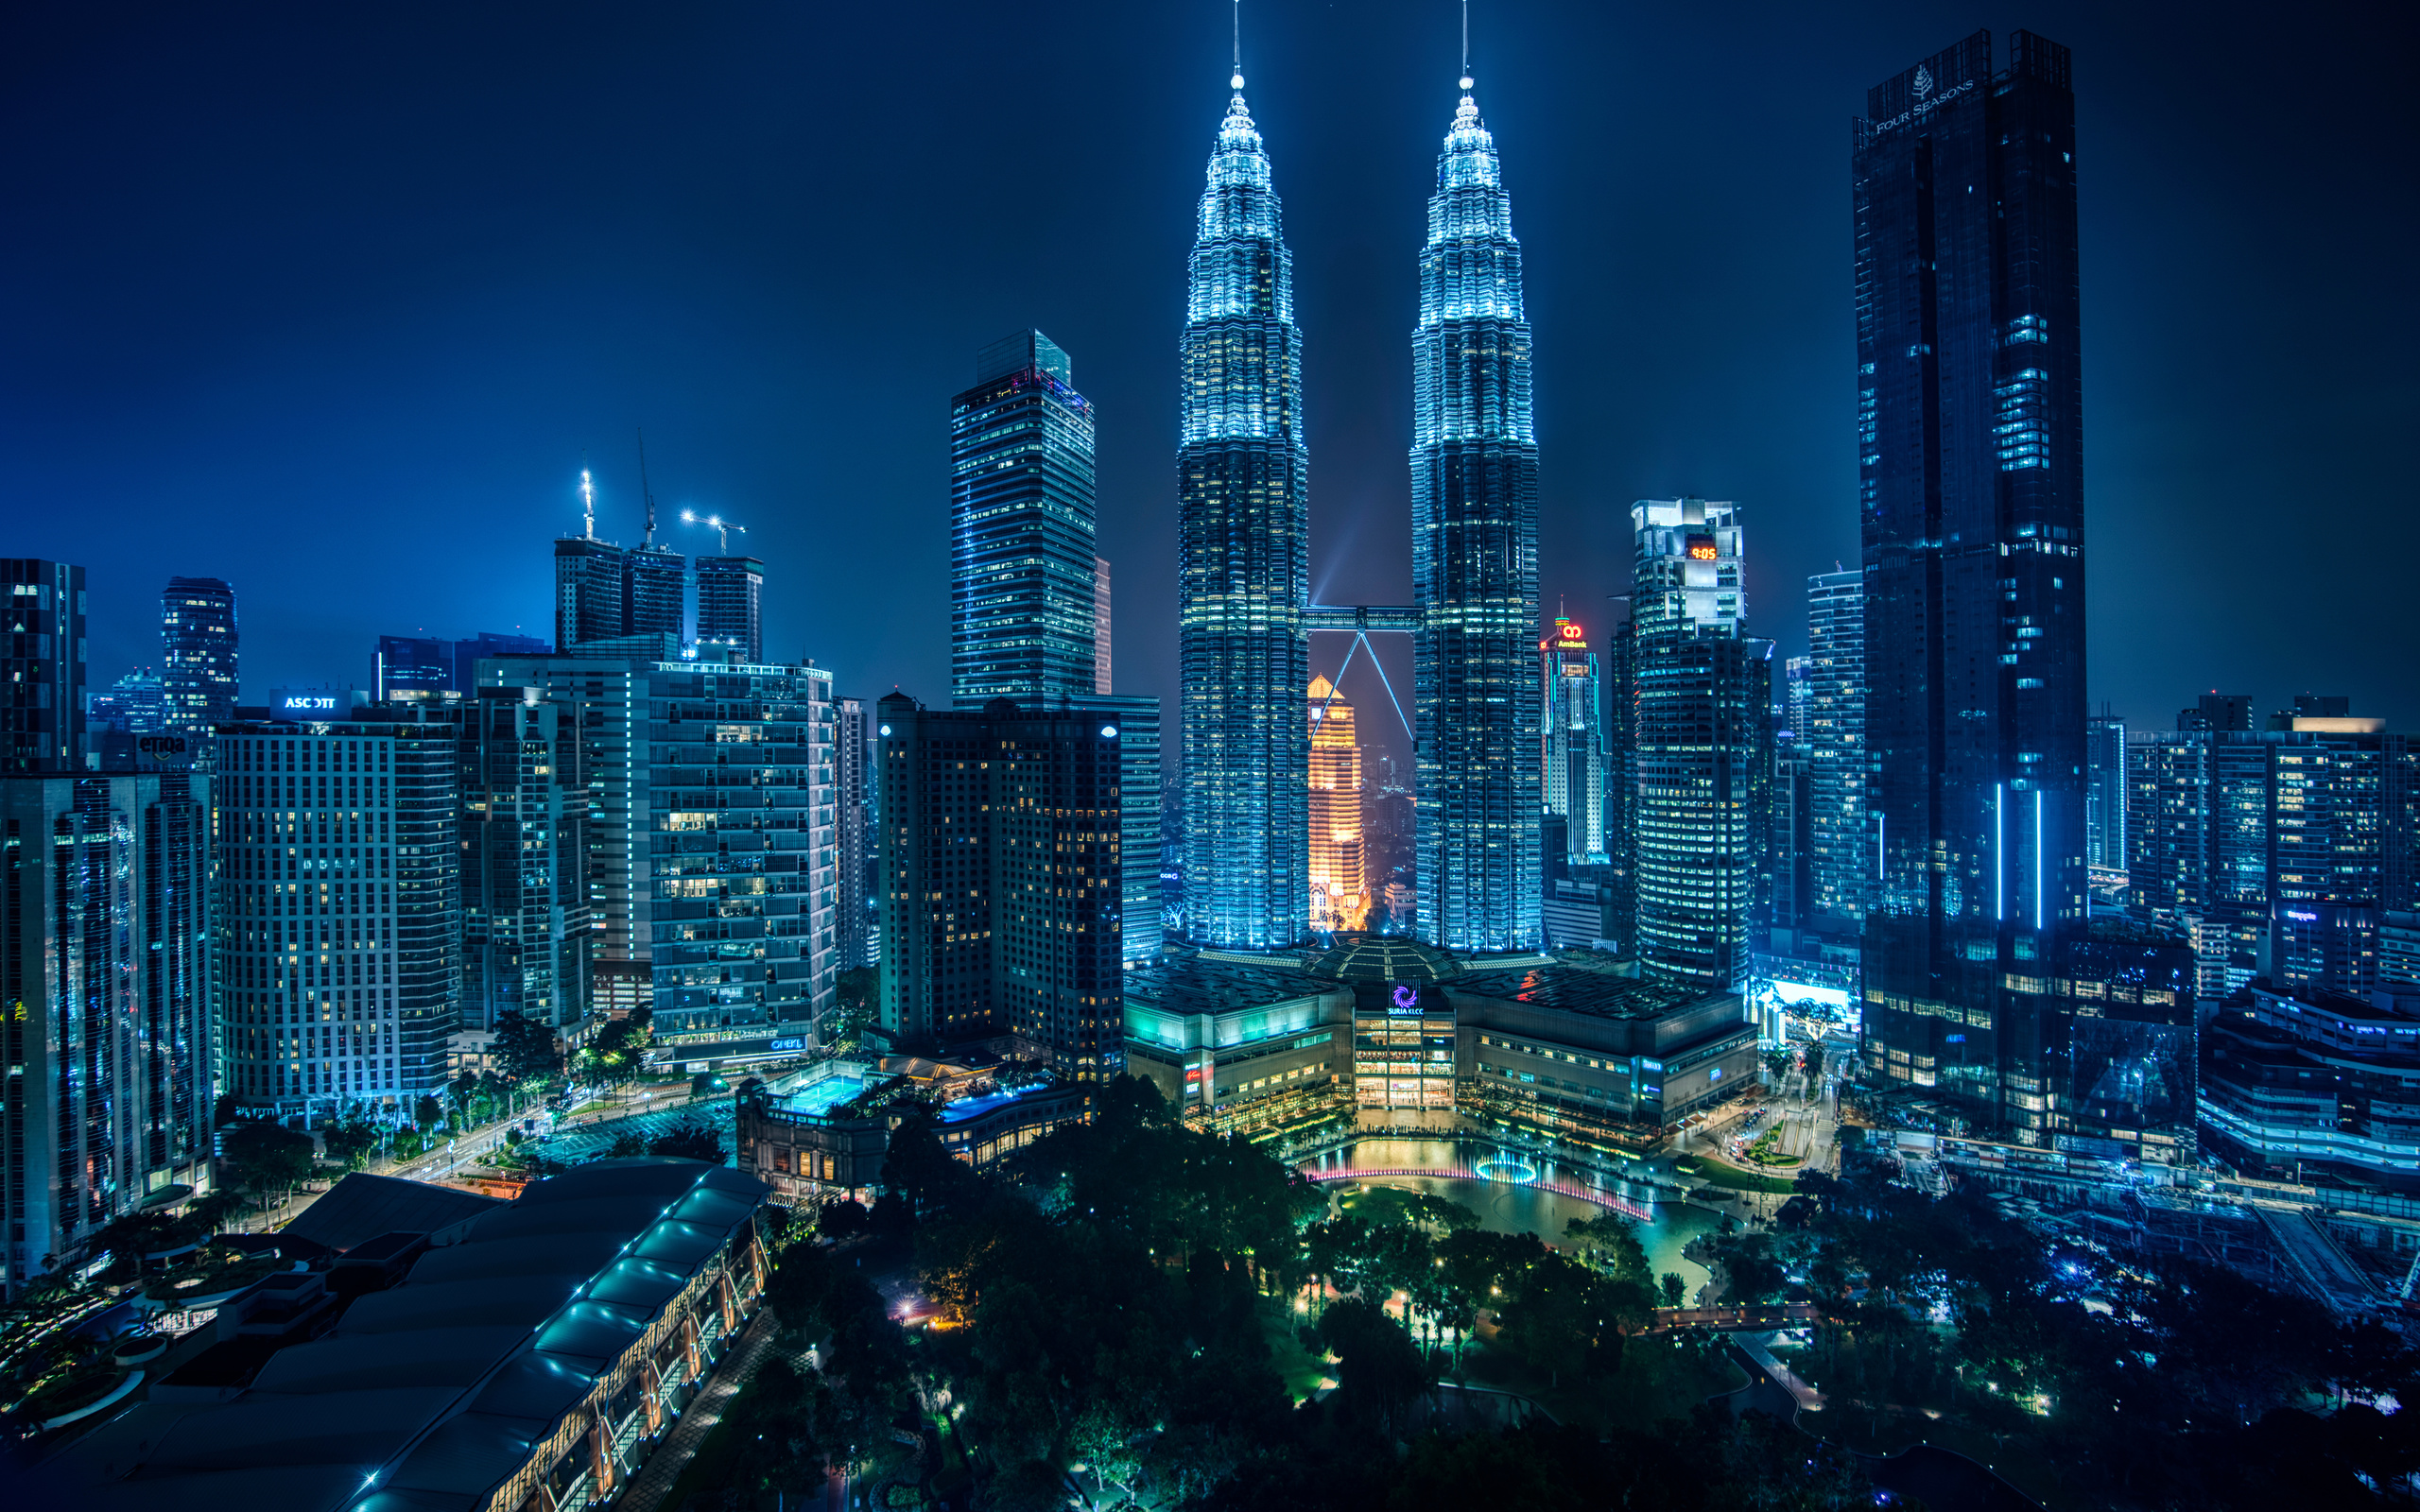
1307, 675, 1368, 932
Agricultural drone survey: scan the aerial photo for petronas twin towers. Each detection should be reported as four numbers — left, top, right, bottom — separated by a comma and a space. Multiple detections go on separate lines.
1180, 64, 1539, 954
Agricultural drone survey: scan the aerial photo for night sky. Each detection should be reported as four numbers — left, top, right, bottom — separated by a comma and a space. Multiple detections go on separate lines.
7, 2, 2413, 775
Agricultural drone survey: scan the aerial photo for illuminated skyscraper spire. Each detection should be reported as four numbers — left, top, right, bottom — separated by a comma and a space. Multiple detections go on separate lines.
1178, 34, 1310, 951
1412, 62, 1542, 952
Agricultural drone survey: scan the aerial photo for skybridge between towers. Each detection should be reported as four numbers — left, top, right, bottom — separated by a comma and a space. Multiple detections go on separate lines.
1304, 603, 1420, 742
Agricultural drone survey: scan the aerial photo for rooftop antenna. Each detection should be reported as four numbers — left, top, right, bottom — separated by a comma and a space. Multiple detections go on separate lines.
637, 427, 658, 547
1461, 0, 1472, 87
1231, 0, 1243, 91
579, 456, 595, 541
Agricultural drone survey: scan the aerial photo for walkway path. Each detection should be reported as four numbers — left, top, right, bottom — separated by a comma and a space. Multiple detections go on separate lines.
617, 1308, 778, 1512
1648, 1302, 1820, 1333
1732, 1329, 1825, 1414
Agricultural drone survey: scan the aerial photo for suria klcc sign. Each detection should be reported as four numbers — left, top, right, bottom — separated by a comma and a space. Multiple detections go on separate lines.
1872, 60, 1976, 133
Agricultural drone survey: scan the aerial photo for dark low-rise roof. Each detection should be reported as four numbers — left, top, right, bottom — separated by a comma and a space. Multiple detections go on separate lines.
1123, 954, 1333, 1016
277, 1172, 505, 1253
1450, 962, 1715, 1020
31, 1160, 769, 1512
1302, 933, 1465, 984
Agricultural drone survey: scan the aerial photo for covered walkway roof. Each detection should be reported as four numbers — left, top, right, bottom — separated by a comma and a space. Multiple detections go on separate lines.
31, 1159, 769, 1512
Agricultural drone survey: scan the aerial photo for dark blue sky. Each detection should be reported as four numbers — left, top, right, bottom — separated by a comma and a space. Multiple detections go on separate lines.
6, 2, 2412, 773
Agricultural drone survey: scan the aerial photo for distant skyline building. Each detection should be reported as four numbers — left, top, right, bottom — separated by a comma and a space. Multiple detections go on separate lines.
1628, 498, 1772, 991
2, 558, 86, 775
1, 769, 213, 1296
1178, 77, 1310, 952
553, 535, 628, 651
553, 469, 689, 654
1782, 655, 1811, 744
89, 670, 169, 734
458, 686, 592, 1034
625, 544, 686, 640
1804, 569, 1865, 926
2181, 692, 2254, 732
950, 330, 1098, 710
2127, 713, 2419, 1002
835, 695, 873, 971
695, 555, 766, 664
374, 630, 550, 700
162, 576, 238, 732
2085, 711, 2127, 872
1307, 675, 1366, 932
1855, 31, 2088, 1135
1093, 557, 1114, 695
1413, 76, 1541, 954
1540, 616, 1608, 865
1087, 693, 1166, 966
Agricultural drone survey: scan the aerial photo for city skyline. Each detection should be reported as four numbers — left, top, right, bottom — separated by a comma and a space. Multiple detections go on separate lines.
7, 3, 2410, 754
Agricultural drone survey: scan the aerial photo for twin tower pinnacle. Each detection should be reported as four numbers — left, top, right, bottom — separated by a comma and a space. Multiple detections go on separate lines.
1180, 60, 1539, 955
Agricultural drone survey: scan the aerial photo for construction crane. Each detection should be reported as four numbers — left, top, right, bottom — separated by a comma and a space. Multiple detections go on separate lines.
680, 509, 748, 555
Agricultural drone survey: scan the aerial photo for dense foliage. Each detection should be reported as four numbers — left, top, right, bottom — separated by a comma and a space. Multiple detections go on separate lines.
713, 1077, 1890, 1511
1759, 1158, 2420, 1508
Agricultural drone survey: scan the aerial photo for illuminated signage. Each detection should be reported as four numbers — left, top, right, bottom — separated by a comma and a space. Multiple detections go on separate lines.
283, 696, 338, 712
1685, 535, 1718, 561
1558, 621, 1583, 640
769, 1038, 804, 1053
1870, 72, 1976, 134
1386, 982, 1426, 1017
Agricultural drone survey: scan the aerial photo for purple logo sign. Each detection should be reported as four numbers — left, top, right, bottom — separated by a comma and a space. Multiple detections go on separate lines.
1391, 984, 1418, 1012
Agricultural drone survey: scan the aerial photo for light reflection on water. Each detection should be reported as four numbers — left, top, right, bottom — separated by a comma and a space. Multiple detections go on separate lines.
1305, 1137, 1724, 1297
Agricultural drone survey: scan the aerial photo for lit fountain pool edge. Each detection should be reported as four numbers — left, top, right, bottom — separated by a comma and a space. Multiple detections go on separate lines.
1304, 1159, 1655, 1223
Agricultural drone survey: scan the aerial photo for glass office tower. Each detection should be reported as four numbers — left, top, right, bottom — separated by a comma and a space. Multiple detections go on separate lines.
1178, 77, 1309, 951
1093, 557, 1114, 695
3, 558, 86, 774
480, 642, 840, 1042
2085, 713, 2127, 872
1805, 570, 1866, 925
950, 331, 1098, 709
1, 770, 213, 1297
162, 576, 238, 733
458, 686, 592, 1034
1855, 32, 2087, 1135
1540, 618, 1607, 865
1630, 500, 1772, 991
1413, 77, 1541, 954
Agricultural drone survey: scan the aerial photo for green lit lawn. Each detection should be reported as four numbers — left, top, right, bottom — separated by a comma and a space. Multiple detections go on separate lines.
1262, 1303, 1332, 1402
1671, 1157, 1799, 1194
